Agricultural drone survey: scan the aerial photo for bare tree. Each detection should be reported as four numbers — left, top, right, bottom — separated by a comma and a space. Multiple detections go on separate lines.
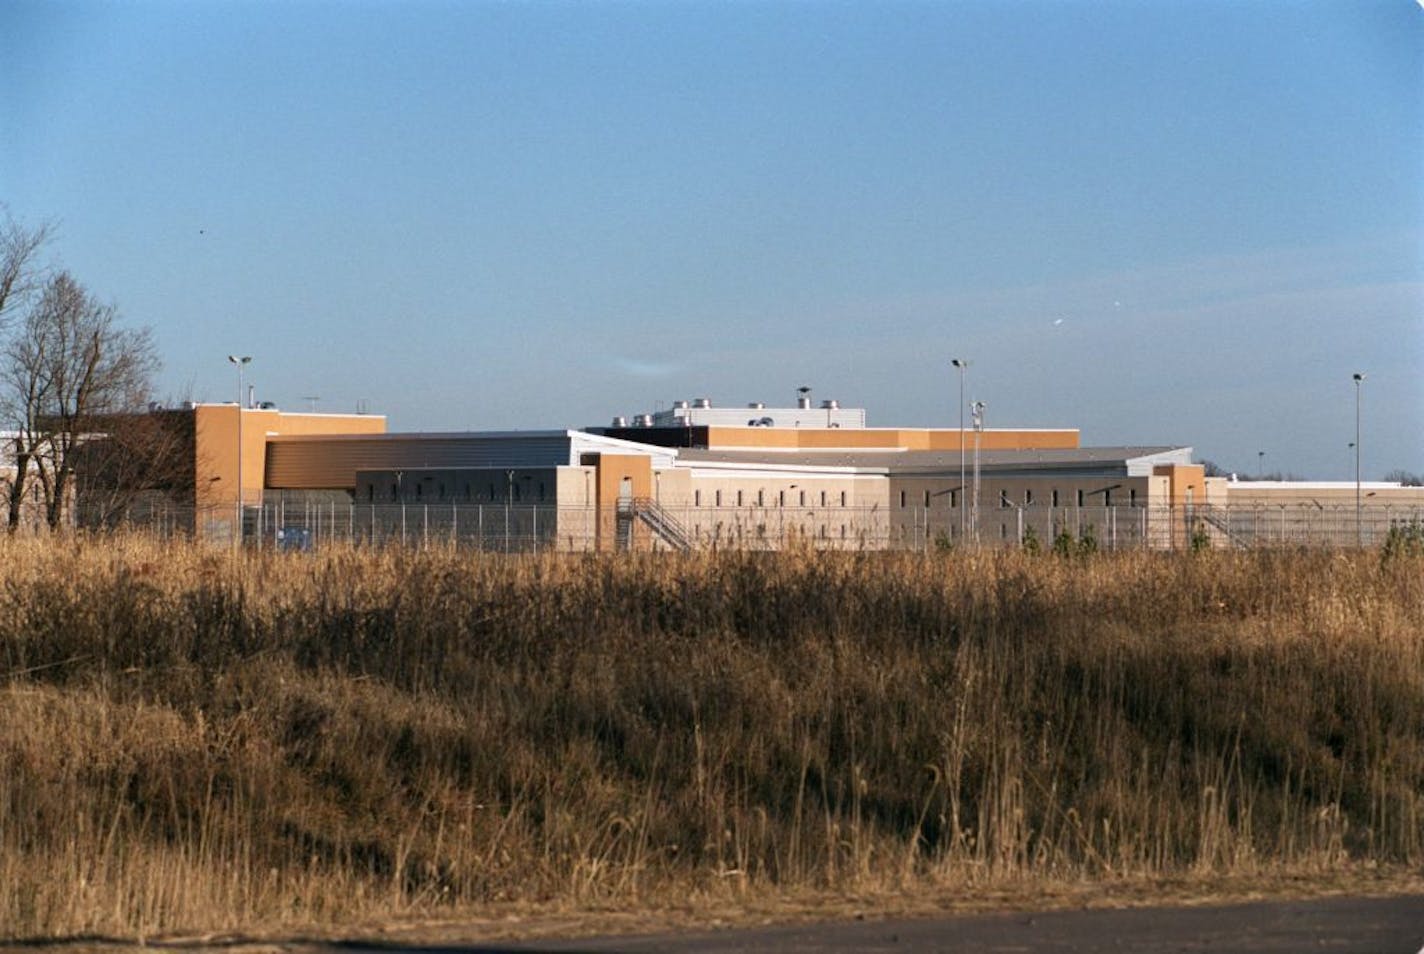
1, 271, 159, 530
0, 215, 54, 530
70, 408, 195, 528
0, 213, 51, 327
1383, 469, 1424, 487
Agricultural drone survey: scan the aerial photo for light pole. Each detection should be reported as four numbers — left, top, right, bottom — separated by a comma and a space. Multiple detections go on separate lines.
1354, 372, 1365, 547
227, 355, 251, 548
971, 400, 985, 544
951, 359, 970, 539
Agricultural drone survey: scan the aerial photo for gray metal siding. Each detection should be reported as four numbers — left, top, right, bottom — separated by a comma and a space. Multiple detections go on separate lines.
265, 435, 576, 489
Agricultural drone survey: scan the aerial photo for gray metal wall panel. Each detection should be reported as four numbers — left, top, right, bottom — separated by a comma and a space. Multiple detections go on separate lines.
265, 435, 575, 489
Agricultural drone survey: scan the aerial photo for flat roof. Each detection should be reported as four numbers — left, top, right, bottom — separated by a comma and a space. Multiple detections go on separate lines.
678, 446, 1190, 473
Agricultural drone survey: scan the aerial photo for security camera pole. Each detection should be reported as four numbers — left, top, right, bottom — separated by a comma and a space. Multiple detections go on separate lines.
227, 355, 252, 549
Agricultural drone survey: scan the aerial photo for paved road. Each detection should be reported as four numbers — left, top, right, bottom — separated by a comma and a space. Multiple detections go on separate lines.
331, 895, 1424, 954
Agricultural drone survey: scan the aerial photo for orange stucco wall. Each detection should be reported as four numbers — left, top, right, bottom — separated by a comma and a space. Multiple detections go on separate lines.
194, 406, 386, 509
592, 453, 653, 550
1152, 463, 1207, 508
703, 426, 1080, 452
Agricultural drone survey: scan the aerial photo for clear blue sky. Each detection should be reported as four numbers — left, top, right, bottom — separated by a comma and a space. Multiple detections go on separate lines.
3, 0, 1420, 478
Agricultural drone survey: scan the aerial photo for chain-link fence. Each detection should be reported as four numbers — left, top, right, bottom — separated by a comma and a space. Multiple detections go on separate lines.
60, 498, 1424, 552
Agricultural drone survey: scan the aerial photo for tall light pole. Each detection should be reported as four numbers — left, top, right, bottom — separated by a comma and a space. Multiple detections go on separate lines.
1354, 372, 1365, 547
227, 355, 252, 549
971, 400, 985, 544
951, 359, 970, 539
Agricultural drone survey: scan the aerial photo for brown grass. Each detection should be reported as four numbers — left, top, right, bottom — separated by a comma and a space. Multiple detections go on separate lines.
1, 539, 1421, 939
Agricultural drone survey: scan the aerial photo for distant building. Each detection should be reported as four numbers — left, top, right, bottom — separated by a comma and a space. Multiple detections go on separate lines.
66, 394, 1423, 550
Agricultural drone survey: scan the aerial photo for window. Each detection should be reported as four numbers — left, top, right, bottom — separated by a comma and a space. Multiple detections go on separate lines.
695, 490, 702, 507
737, 490, 744, 506
488, 483, 495, 501
367, 485, 374, 503
840, 491, 847, 507
820, 490, 827, 507
538, 482, 546, 502
1051, 489, 1059, 508
778, 490, 785, 507
1000, 490, 1009, 508
390, 483, 398, 501
1076, 489, 1084, 507
950, 490, 957, 508
464, 483, 471, 500
1103, 489, 1111, 507
1024, 489, 1033, 506
924, 490, 931, 507
799, 490, 807, 507
415, 483, 423, 500
757, 489, 764, 507
716, 489, 723, 507
900, 490, 907, 508
1129, 488, 1137, 507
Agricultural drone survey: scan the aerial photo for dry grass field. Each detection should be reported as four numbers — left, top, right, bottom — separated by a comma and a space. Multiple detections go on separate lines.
1, 539, 1421, 940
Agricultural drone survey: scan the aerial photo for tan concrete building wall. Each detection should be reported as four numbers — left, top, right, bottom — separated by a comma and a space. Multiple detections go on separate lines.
193, 406, 385, 541
1221, 484, 1424, 508
195, 406, 386, 511
888, 474, 1158, 548
590, 453, 653, 550
657, 470, 888, 549
702, 427, 1080, 452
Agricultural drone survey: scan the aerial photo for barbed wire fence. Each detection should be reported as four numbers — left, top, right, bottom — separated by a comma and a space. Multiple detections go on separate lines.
55, 497, 1424, 552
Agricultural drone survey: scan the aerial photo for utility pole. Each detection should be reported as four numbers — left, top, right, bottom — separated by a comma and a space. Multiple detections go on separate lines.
971, 400, 985, 545
1354, 372, 1365, 547
952, 359, 970, 540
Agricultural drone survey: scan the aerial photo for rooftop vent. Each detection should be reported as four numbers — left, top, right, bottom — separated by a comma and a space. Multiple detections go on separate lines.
672, 399, 690, 410
747, 401, 765, 409
692, 397, 712, 408
611, 415, 628, 428
820, 399, 840, 410
633, 414, 655, 427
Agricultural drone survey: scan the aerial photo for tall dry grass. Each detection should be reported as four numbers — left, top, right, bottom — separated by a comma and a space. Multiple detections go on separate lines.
1, 539, 1421, 939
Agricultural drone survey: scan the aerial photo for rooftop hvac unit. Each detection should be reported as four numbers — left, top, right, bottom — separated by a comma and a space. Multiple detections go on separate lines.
611, 416, 628, 427
821, 399, 840, 410
747, 401, 765, 409
692, 397, 712, 408
634, 414, 655, 427
672, 399, 689, 409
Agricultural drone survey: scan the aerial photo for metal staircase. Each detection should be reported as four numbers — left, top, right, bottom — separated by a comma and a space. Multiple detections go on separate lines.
615, 497, 693, 551
1192, 506, 1250, 549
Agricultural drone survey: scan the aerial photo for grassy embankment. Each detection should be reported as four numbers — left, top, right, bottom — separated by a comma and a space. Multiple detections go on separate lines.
1, 539, 1421, 939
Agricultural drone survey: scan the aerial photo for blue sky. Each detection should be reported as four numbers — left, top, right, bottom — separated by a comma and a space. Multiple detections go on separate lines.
3, 0, 1420, 478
